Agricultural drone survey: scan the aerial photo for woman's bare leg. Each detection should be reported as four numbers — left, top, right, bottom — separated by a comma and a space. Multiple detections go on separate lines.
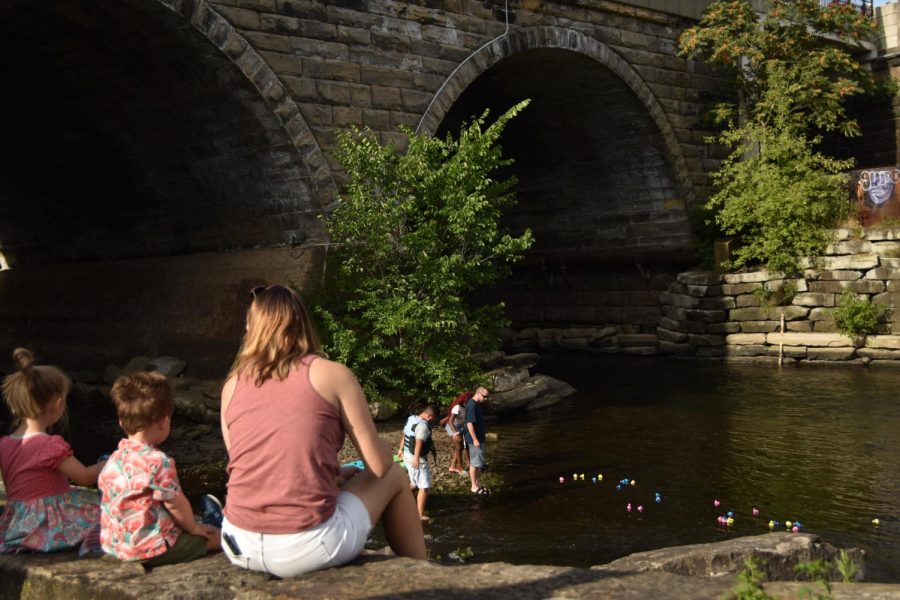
450, 436, 462, 471
341, 463, 426, 559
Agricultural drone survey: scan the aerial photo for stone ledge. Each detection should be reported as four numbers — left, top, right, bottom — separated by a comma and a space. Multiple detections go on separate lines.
2, 533, 898, 599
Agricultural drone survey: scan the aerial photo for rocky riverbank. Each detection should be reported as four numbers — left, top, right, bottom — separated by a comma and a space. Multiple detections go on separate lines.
2, 533, 898, 599
160, 408, 497, 499
0, 350, 570, 498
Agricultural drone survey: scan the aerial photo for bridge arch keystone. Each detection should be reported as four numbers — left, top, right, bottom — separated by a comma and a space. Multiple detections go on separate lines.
417, 26, 694, 201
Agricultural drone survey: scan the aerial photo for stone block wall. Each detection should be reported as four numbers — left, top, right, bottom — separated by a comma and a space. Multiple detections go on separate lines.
496, 264, 681, 355
657, 228, 900, 365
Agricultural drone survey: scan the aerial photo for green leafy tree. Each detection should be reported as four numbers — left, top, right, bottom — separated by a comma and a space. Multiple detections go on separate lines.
678, 0, 883, 274
316, 101, 533, 407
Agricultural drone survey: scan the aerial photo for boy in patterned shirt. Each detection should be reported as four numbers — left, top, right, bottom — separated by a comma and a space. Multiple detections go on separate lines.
99, 372, 221, 566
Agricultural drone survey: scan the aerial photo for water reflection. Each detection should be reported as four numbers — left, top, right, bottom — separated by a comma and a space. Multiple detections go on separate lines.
423, 356, 900, 582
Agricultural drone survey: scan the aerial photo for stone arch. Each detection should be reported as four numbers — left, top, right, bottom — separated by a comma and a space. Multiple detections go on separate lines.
156, 0, 336, 206
0, 0, 335, 266
417, 26, 694, 200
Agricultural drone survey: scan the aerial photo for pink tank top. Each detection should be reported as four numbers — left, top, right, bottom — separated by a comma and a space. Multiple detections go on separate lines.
224, 355, 345, 533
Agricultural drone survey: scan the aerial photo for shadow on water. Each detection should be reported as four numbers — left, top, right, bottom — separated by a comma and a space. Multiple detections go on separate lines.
421, 354, 900, 582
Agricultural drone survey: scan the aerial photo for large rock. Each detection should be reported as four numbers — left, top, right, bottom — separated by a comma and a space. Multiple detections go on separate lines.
821, 254, 879, 270
726, 333, 767, 345
766, 332, 851, 347
595, 533, 864, 582
723, 270, 775, 284
676, 271, 722, 286
172, 390, 219, 425
147, 356, 187, 378
122, 356, 152, 374
487, 366, 529, 393
500, 352, 540, 369
471, 351, 504, 369
866, 335, 900, 350
369, 401, 398, 422
1, 533, 890, 600
486, 375, 551, 414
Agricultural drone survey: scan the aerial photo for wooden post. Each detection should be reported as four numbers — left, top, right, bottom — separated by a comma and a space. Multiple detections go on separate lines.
779, 313, 785, 367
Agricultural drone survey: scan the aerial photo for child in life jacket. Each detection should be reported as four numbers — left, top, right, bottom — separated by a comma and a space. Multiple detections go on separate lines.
398, 405, 437, 521
0, 348, 104, 555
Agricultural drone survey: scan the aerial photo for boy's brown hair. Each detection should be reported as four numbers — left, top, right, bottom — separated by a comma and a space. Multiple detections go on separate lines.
110, 371, 174, 435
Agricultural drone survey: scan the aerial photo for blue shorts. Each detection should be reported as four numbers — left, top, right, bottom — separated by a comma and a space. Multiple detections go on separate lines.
468, 444, 486, 469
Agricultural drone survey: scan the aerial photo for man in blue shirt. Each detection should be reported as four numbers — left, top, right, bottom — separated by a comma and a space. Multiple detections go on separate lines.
464, 387, 490, 495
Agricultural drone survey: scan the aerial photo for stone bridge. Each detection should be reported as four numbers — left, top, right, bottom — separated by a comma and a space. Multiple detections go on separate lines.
0, 0, 875, 373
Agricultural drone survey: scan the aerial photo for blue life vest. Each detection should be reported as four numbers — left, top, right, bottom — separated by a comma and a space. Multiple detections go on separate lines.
403, 415, 433, 458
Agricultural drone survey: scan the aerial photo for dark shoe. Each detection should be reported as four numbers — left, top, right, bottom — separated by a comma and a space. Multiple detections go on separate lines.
472, 487, 491, 496
200, 494, 224, 528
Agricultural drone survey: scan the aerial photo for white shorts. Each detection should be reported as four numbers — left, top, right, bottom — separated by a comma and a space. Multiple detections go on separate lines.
221, 491, 372, 578
404, 459, 432, 489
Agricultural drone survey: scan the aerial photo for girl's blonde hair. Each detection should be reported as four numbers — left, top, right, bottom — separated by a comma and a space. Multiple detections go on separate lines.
2, 348, 70, 419
228, 285, 322, 386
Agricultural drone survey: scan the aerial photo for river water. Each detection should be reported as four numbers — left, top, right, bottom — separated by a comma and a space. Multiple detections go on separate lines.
422, 354, 900, 582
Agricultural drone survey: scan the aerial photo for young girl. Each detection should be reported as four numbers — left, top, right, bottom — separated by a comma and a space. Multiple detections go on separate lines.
0, 348, 104, 555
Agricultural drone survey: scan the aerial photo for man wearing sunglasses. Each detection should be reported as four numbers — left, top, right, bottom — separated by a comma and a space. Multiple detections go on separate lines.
464, 387, 491, 495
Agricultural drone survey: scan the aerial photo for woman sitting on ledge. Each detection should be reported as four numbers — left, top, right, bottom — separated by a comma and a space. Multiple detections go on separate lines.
219, 284, 426, 578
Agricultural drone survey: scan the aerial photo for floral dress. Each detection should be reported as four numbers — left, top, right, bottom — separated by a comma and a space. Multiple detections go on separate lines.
0, 433, 101, 555
98, 438, 182, 561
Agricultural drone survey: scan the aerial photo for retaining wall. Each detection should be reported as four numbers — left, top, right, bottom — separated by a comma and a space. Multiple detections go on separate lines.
657, 228, 900, 365
503, 228, 900, 365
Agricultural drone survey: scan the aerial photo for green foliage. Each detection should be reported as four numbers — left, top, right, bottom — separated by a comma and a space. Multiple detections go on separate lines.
688, 201, 721, 269
835, 550, 858, 584
832, 289, 884, 344
754, 280, 798, 309
448, 546, 475, 563
677, 0, 886, 274
678, 0, 877, 135
795, 558, 834, 599
752, 285, 775, 307
708, 121, 851, 274
317, 101, 533, 407
867, 76, 900, 106
727, 556, 774, 600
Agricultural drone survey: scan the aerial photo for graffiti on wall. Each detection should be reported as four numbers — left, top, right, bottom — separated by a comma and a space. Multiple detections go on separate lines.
853, 167, 900, 226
